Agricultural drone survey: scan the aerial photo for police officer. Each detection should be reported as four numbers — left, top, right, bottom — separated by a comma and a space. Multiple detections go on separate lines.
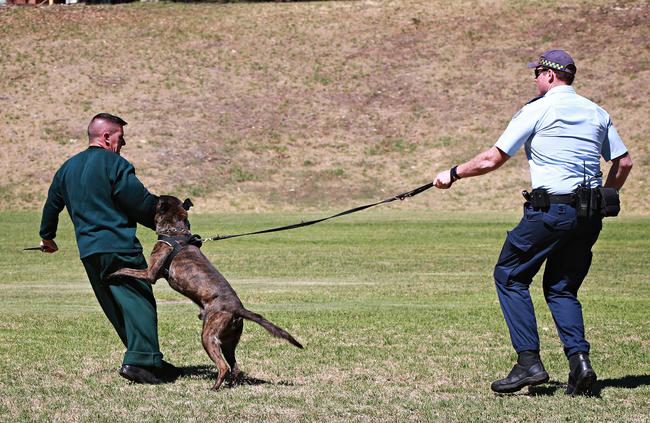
434, 50, 633, 395
39, 113, 179, 384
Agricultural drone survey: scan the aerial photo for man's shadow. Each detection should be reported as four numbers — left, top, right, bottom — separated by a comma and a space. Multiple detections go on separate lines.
527, 374, 650, 397
178, 365, 294, 388
590, 374, 650, 397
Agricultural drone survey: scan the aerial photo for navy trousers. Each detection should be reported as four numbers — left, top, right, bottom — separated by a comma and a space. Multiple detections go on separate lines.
493, 203, 602, 358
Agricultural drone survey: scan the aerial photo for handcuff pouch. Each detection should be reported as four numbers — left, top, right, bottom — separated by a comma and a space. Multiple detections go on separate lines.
598, 187, 620, 217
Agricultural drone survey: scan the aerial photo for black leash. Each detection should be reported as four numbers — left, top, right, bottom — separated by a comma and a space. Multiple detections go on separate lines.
201, 181, 434, 242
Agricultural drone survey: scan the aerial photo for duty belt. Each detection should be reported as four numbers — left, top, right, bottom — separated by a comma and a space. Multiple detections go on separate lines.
547, 194, 575, 204
522, 189, 575, 209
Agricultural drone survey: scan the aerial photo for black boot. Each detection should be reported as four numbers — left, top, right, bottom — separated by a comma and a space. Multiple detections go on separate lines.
491, 351, 549, 394
118, 365, 163, 384
566, 352, 597, 396
118, 361, 181, 385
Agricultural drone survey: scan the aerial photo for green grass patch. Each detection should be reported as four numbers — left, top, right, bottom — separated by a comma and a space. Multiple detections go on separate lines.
1, 211, 649, 421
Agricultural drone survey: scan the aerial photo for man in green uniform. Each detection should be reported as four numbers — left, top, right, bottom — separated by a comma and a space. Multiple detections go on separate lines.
39, 113, 178, 384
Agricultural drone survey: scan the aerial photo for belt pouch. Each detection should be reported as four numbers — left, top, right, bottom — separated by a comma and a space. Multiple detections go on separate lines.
598, 187, 620, 217
590, 188, 600, 213
530, 189, 550, 209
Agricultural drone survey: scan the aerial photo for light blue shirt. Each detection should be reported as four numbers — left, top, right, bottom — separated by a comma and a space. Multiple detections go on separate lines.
495, 85, 628, 194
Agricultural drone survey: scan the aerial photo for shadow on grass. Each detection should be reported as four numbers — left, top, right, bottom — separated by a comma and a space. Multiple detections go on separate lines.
525, 374, 650, 397
179, 365, 295, 388
526, 380, 564, 396
591, 374, 650, 396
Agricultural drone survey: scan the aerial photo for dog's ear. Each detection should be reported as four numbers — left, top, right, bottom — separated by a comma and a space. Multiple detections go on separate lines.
182, 198, 194, 211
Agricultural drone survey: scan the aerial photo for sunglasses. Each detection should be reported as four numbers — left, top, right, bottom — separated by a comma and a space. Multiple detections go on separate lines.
534, 67, 549, 79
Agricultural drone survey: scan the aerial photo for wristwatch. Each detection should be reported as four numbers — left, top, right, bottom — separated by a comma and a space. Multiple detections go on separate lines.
450, 165, 461, 182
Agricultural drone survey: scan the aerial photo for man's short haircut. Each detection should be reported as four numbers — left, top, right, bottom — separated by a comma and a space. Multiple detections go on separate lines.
552, 69, 575, 85
91, 112, 127, 127
88, 113, 127, 139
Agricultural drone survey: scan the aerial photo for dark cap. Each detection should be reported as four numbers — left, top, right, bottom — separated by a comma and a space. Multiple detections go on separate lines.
527, 49, 576, 75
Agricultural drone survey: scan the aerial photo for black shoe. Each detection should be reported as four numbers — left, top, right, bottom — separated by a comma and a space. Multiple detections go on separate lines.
119, 364, 163, 385
566, 353, 597, 396
491, 362, 550, 393
159, 360, 181, 381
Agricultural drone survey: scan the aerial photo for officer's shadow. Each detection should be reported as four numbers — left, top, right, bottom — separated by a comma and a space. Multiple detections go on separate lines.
527, 374, 650, 397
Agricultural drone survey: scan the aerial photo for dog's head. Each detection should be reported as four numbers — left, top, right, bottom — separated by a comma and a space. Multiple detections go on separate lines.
155, 195, 193, 234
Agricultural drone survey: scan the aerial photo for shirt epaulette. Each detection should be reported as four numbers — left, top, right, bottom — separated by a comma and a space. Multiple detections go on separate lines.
513, 95, 544, 119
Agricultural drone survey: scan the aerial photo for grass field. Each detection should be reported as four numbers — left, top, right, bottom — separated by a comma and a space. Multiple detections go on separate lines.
2, 0, 649, 421
1, 210, 649, 422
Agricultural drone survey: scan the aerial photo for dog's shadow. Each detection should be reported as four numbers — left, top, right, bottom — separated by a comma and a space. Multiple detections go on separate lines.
177, 365, 294, 388
526, 374, 650, 397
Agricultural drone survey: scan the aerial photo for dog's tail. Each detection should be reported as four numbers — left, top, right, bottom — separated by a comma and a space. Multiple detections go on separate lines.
235, 308, 303, 349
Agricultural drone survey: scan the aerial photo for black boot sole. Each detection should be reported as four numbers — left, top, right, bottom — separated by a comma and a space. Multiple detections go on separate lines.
491, 371, 550, 394
566, 369, 597, 396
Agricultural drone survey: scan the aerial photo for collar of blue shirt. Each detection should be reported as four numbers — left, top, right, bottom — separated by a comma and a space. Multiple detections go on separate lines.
545, 85, 576, 97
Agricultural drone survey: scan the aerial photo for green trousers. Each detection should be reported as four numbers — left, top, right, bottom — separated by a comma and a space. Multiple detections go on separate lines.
81, 252, 163, 367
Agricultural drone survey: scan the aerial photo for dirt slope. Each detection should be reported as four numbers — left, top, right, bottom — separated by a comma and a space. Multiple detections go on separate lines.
1, 0, 648, 213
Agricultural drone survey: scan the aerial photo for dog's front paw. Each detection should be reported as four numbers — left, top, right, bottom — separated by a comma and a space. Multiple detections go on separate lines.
105, 268, 156, 285
104, 272, 123, 284
105, 270, 123, 280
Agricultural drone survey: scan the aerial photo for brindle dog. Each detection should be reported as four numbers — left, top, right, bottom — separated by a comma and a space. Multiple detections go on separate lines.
109, 195, 303, 390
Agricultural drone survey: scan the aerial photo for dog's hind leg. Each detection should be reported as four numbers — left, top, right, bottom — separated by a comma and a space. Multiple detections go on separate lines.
201, 311, 233, 391
222, 318, 243, 386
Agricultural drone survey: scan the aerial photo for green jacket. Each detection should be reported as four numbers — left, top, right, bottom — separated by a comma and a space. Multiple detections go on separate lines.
40, 147, 158, 259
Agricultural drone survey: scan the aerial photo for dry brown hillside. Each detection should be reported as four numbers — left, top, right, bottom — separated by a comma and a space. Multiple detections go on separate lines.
1, 0, 648, 213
